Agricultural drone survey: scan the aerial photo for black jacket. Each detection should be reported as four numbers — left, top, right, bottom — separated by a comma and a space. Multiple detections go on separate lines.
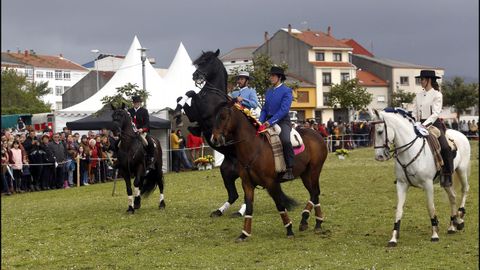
128, 107, 150, 132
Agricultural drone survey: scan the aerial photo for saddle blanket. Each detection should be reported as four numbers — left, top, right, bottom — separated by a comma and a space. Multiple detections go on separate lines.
265, 125, 305, 173
426, 126, 457, 172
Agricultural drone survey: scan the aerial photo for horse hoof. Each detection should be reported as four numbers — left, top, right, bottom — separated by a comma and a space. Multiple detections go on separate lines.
159, 200, 166, 209
287, 233, 295, 239
431, 237, 439, 242
299, 223, 308, 232
447, 229, 456, 234
387, 241, 397, 247
314, 226, 323, 234
134, 197, 141, 209
230, 212, 243, 218
210, 209, 223, 218
126, 206, 135, 214
456, 222, 464, 231
235, 233, 249, 243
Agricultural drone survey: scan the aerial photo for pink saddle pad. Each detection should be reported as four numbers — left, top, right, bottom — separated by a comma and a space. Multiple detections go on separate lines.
293, 144, 305, 155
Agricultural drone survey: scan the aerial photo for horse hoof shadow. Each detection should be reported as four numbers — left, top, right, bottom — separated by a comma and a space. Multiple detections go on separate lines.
447, 229, 456, 234
431, 237, 439, 242
299, 222, 308, 232
235, 234, 249, 243
456, 222, 465, 230
210, 209, 223, 217
159, 200, 166, 209
230, 212, 243, 218
387, 241, 397, 247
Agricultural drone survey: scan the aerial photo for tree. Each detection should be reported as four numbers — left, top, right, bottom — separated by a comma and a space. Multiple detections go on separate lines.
1, 68, 51, 114
99, 83, 149, 113
227, 54, 298, 102
442, 77, 479, 119
391, 89, 416, 108
327, 78, 373, 111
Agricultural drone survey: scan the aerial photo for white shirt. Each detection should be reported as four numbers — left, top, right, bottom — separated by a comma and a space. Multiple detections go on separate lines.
414, 88, 443, 127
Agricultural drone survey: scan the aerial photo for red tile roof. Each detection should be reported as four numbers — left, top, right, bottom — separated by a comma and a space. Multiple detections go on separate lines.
357, 70, 388, 86
1, 52, 87, 71
292, 31, 351, 48
339, 39, 374, 57
311, 61, 355, 68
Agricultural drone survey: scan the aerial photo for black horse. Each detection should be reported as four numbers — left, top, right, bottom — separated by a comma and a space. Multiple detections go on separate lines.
173, 50, 243, 217
111, 104, 165, 213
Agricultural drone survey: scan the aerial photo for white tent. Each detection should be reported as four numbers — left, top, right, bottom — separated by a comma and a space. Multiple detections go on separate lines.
56, 36, 197, 171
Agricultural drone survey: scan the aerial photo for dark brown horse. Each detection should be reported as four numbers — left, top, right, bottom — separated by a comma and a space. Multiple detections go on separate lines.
211, 103, 328, 241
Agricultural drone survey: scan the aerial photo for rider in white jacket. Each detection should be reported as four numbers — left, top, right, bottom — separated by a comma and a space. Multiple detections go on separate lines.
413, 70, 454, 187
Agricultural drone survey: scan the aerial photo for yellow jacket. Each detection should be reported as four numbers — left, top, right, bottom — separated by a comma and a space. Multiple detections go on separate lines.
170, 133, 182, 149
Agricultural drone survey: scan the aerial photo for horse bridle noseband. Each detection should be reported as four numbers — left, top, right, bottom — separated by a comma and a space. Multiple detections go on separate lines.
370, 119, 426, 187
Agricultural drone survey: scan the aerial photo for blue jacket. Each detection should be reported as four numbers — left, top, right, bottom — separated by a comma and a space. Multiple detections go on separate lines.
230, 87, 259, 109
259, 84, 293, 125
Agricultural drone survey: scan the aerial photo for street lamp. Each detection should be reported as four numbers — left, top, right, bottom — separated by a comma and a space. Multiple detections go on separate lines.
91, 49, 100, 92
138, 47, 148, 91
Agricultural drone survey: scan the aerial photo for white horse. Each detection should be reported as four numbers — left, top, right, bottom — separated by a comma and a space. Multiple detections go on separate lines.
371, 109, 470, 247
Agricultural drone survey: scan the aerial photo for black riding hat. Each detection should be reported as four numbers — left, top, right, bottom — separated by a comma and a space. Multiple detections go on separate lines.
269, 66, 286, 81
415, 70, 441, 79
132, 95, 142, 103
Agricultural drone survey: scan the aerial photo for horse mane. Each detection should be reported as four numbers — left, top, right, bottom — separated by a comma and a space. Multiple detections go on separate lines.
193, 50, 228, 91
193, 51, 217, 66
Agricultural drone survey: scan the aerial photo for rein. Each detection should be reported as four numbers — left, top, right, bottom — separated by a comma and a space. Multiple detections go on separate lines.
371, 119, 426, 187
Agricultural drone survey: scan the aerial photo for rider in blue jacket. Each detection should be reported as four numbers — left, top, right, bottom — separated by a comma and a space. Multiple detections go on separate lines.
259, 66, 295, 180
230, 71, 259, 110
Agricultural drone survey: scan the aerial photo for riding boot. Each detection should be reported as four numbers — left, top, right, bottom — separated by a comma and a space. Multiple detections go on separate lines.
145, 156, 155, 174
282, 167, 295, 180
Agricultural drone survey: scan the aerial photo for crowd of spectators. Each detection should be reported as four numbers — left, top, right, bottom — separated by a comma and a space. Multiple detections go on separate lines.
1, 126, 117, 196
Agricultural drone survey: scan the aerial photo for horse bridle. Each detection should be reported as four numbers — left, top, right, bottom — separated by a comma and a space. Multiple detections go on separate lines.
370, 118, 426, 187
213, 106, 245, 146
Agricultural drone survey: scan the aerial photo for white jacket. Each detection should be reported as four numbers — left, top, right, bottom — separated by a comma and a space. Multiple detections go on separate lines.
414, 89, 443, 127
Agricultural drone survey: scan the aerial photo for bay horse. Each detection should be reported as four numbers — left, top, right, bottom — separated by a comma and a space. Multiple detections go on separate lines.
173, 50, 245, 217
371, 108, 470, 247
211, 102, 328, 241
111, 103, 165, 213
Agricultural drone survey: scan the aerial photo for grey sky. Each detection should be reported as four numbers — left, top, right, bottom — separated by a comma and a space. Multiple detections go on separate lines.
2, 0, 478, 80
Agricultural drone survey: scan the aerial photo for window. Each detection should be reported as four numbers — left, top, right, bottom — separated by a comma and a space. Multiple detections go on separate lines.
333, 53, 342, 61
341, 73, 350, 82
348, 53, 352, 63
315, 52, 325, 61
323, 92, 330, 106
48, 87, 53, 94
55, 70, 62, 80
46, 71, 53, 79
297, 91, 309, 103
56, 102, 63, 110
322, 72, 332, 85
63, 71, 71, 81
55, 86, 63, 96
415, 77, 421, 85
400, 76, 409, 85
36, 71, 44, 78
25, 68, 34, 79
377, 95, 386, 103
230, 61, 236, 63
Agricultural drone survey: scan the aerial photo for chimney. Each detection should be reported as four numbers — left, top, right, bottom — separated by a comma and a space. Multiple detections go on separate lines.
288, 24, 292, 34
264, 31, 269, 42
24, 50, 29, 57
327, 26, 332, 36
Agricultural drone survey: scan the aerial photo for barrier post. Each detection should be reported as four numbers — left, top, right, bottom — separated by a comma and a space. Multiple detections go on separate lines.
76, 156, 80, 187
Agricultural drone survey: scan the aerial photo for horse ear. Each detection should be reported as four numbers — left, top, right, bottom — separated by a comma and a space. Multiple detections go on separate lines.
214, 49, 220, 57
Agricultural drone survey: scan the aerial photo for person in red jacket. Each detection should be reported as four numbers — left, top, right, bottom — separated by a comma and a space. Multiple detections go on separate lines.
186, 132, 203, 162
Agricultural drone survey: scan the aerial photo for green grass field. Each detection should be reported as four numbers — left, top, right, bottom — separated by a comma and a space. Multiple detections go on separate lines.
2, 142, 478, 269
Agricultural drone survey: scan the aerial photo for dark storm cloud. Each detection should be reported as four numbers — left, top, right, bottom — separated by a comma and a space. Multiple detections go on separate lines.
1, 0, 478, 79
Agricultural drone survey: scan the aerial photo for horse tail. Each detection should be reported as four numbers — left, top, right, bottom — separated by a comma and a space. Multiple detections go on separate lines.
140, 171, 159, 198
277, 186, 298, 211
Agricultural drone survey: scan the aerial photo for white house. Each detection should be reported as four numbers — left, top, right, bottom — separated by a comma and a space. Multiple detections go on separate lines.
1, 50, 89, 110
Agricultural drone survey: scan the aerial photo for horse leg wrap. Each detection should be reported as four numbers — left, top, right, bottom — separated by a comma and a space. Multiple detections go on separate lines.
314, 204, 324, 220
242, 216, 252, 236
393, 221, 401, 238
431, 216, 439, 227
134, 187, 140, 197
128, 196, 134, 207
302, 201, 314, 214
280, 211, 292, 227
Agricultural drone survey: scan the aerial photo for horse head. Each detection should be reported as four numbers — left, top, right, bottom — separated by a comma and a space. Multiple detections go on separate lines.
371, 109, 395, 161
211, 101, 240, 147
111, 103, 130, 137
192, 49, 227, 91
